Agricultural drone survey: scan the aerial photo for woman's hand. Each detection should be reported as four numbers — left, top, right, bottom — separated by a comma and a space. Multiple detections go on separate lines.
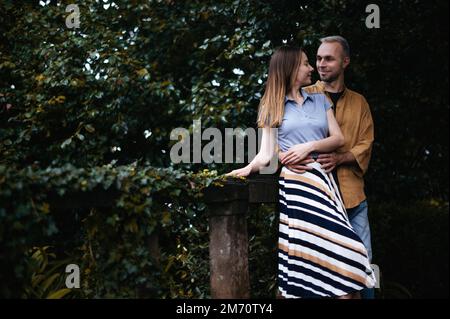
280, 142, 314, 165
225, 165, 253, 178
285, 157, 315, 174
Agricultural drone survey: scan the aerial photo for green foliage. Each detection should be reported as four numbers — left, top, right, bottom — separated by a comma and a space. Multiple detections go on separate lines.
248, 204, 278, 298
24, 246, 75, 299
1, 0, 448, 197
0, 163, 222, 298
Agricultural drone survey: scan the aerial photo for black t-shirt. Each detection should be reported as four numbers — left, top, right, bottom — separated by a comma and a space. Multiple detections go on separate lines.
327, 91, 345, 113
325, 91, 345, 186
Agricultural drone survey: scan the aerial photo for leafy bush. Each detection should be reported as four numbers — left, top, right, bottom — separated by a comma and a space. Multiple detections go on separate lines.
0, 163, 222, 298
24, 246, 75, 299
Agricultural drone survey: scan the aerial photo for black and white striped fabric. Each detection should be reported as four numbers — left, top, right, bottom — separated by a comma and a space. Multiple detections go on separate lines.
278, 163, 376, 298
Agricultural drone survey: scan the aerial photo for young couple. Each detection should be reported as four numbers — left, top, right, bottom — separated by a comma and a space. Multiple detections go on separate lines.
227, 36, 376, 299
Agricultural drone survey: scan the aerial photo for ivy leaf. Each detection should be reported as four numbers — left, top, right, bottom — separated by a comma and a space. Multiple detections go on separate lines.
60, 138, 72, 149
46, 288, 72, 299
84, 124, 95, 133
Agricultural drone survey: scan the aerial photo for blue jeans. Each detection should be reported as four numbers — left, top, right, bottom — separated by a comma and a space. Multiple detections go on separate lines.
347, 200, 375, 299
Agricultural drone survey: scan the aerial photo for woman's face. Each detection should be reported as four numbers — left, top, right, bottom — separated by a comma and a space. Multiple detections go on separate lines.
295, 51, 314, 87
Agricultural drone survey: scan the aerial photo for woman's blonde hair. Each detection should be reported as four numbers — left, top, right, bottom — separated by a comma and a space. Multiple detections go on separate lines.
257, 46, 304, 128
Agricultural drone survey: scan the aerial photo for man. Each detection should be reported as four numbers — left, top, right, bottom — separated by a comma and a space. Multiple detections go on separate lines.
287, 36, 375, 299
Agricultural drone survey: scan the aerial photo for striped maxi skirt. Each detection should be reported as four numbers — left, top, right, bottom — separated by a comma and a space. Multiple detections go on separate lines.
278, 163, 376, 298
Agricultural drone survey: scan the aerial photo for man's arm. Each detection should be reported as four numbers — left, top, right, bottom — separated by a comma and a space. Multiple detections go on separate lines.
318, 100, 374, 174
338, 152, 357, 165
347, 100, 374, 175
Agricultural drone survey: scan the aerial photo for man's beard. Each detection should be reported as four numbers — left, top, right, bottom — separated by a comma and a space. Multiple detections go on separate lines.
320, 72, 339, 83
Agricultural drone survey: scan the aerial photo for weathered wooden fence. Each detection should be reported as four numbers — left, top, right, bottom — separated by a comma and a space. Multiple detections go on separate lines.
204, 173, 279, 299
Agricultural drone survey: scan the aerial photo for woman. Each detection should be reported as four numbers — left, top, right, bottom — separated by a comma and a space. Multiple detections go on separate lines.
227, 46, 376, 299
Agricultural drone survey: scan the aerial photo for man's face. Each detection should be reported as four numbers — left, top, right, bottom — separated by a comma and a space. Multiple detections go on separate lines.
316, 42, 349, 83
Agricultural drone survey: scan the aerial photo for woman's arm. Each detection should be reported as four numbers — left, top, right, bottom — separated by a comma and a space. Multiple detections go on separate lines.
281, 109, 344, 165
226, 127, 277, 177
310, 108, 345, 153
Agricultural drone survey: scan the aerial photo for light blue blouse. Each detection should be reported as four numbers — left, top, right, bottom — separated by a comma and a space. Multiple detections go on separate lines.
278, 89, 332, 152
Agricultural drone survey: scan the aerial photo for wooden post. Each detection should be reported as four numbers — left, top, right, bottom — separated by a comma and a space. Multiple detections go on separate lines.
204, 173, 280, 299
205, 181, 250, 299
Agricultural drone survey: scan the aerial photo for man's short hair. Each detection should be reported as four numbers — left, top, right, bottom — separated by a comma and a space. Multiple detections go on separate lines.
320, 36, 351, 58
